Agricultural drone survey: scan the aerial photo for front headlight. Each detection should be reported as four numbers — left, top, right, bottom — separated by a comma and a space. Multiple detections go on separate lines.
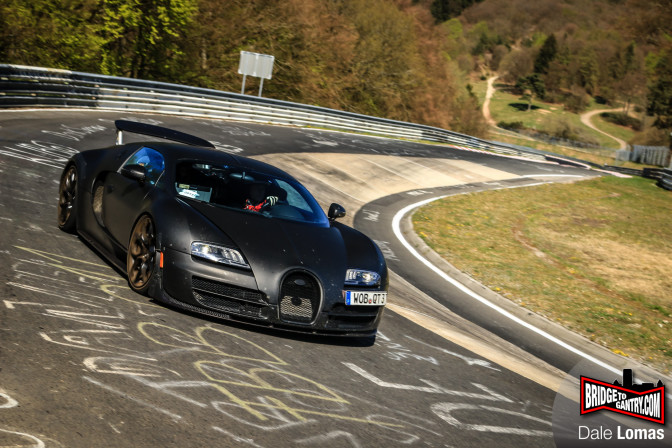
191, 242, 250, 269
345, 269, 381, 287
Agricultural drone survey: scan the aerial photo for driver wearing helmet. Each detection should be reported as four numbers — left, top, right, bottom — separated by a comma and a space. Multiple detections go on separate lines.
244, 182, 278, 212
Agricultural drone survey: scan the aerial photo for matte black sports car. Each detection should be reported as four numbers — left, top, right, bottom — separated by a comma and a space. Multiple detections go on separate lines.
57, 120, 387, 336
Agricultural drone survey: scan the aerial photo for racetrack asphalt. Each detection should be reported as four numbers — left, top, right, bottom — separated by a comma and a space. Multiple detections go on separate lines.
1, 110, 669, 447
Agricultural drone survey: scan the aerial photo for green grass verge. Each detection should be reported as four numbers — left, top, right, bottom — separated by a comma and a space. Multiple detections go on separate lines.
412, 176, 672, 373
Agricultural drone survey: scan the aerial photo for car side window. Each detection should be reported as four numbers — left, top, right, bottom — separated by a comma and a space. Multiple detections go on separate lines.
123, 147, 165, 186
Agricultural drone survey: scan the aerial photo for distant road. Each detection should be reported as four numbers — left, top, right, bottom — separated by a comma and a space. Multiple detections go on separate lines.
482, 75, 498, 127
482, 76, 627, 151
579, 108, 627, 150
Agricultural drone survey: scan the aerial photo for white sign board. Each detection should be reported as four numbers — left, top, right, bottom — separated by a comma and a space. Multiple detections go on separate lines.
238, 51, 274, 80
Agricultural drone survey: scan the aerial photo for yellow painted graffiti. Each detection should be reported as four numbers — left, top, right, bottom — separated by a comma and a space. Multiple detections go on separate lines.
207, 384, 404, 428
100, 284, 162, 308
15, 246, 119, 283
195, 361, 348, 403
138, 322, 404, 429
14, 246, 160, 308
138, 322, 286, 365
15, 246, 107, 267
10, 246, 407, 430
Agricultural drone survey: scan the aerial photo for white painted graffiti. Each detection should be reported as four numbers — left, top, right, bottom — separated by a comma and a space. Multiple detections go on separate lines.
187, 119, 271, 137
0, 390, 50, 447
210, 142, 244, 154
0, 140, 79, 168
431, 402, 553, 437
4, 245, 555, 445
0, 117, 169, 169
0, 391, 18, 409
407, 190, 430, 196
343, 362, 553, 437
405, 335, 501, 371
376, 332, 439, 365
4, 246, 422, 444
373, 240, 399, 261
312, 139, 339, 147
362, 209, 380, 222
41, 123, 107, 141
343, 363, 511, 400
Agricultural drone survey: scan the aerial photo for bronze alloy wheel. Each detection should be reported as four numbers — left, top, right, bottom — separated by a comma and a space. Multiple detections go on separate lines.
127, 215, 156, 294
57, 164, 77, 232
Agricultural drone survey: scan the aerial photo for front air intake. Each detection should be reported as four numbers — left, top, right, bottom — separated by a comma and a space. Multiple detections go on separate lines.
191, 276, 267, 318
279, 272, 321, 323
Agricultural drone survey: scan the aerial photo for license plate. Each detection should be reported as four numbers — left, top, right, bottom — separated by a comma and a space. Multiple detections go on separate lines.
344, 291, 387, 306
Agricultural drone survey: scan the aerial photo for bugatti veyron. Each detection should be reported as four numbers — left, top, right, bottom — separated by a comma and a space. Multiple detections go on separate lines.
57, 120, 388, 336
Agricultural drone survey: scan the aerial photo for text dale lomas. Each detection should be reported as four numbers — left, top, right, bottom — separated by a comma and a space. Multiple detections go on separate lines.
579, 369, 665, 441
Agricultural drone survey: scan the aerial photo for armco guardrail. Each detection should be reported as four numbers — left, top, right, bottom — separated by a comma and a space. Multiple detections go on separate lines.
657, 170, 672, 191
602, 165, 647, 177
0, 64, 550, 162
642, 168, 666, 180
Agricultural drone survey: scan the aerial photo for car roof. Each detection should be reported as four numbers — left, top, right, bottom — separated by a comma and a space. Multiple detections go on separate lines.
127, 141, 297, 182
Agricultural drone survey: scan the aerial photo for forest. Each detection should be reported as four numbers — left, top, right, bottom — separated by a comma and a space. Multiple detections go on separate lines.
1, 0, 671, 144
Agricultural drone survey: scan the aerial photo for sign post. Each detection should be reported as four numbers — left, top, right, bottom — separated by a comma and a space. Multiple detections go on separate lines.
238, 51, 275, 97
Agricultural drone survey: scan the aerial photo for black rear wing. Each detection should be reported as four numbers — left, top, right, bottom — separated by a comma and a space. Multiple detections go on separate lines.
115, 120, 215, 149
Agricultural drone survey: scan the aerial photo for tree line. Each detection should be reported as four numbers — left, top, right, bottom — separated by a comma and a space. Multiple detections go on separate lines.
456, 0, 672, 144
0, 0, 486, 137
1, 0, 670, 144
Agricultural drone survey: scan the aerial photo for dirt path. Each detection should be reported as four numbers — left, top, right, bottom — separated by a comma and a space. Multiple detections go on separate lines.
579, 108, 627, 150
482, 75, 498, 127
482, 76, 627, 151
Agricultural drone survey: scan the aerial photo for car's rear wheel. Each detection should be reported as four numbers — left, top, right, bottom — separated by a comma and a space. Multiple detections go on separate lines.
57, 164, 78, 232
127, 215, 156, 294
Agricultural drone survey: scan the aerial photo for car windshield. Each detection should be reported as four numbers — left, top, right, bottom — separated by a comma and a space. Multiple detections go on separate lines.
174, 161, 329, 225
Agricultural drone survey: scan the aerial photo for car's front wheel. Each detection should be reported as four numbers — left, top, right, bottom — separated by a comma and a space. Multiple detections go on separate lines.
57, 164, 78, 232
127, 215, 156, 294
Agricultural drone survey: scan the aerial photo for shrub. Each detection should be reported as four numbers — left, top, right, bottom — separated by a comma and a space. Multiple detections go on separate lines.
601, 112, 642, 131
629, 126, 670, 146
564, 86, 590, 113
548, 119, 599, 146
497, 120, 525, 130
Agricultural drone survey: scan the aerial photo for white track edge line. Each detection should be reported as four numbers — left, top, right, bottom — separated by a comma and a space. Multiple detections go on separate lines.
391, 192, 622, 377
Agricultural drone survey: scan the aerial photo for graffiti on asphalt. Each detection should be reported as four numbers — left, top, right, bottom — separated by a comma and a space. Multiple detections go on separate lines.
4, 246, 554, 445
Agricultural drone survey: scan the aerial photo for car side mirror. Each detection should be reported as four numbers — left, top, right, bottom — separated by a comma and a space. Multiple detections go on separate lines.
121, 164, 148, 183
328, 203, 346, 221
